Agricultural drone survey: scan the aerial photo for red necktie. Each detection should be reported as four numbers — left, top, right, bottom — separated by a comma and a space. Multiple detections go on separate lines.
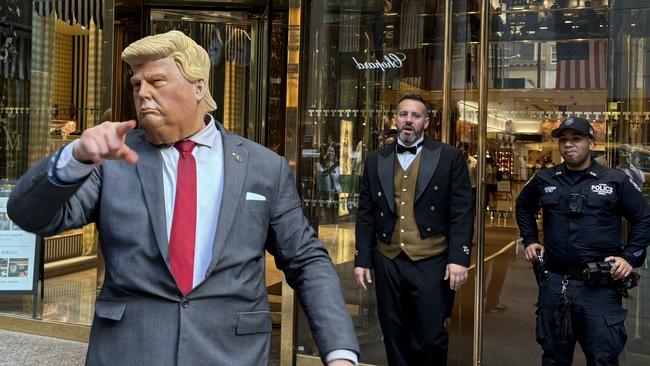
169, 140, 197, 295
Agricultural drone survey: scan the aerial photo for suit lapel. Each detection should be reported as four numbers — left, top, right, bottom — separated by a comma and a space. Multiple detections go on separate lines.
415, 139, 442, 202
134, 135, 170, 269
378, 146, 395, 213
207, 125, 246, 275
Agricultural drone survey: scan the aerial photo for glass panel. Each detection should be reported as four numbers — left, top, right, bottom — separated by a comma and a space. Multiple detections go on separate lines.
0, 0, 106, 326
483, 1, 648, 365
149, 10, 261, 140
610, 2, 650, 365
295, 1, 446, 365
448, 3, 480, 365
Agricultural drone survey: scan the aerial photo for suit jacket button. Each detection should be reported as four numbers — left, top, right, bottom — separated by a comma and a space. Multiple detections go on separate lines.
426, 228, 431, 232
380, 212, 384, 217
181, 298, 189, 308
433, 185, 439, 191
382, 233, 387, 237
430, 205, 435, 211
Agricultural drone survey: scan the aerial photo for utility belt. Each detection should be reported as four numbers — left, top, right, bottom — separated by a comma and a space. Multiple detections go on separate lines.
536, 261, 640, 298
547, 266, 587, 281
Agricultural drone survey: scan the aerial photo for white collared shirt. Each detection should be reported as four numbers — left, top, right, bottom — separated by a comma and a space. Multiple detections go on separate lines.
160, 118, 224, 287
56, 117, 224, 288
396, 136, 424, 170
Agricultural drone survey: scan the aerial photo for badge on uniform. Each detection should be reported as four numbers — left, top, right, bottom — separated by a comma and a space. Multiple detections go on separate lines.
591, 183, 613, 196
544, 186, 557, 194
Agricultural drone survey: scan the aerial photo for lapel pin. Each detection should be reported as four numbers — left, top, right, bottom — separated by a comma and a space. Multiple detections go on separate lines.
232, 152, 242, 162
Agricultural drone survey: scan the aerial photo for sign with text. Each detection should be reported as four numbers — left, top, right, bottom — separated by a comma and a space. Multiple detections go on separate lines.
0, 183, 37, 293
352, 52, 406, 72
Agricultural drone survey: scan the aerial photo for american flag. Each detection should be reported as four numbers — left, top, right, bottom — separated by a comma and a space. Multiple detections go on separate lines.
555, 40, 607, 89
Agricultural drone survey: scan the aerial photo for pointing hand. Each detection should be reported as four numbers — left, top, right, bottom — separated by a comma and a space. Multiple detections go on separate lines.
72, 120, 139, 164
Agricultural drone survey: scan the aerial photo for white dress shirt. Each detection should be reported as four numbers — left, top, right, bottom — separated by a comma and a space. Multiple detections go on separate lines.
396, 136, 424, 170
56, 118, 224, 288
160, 119, 224, 287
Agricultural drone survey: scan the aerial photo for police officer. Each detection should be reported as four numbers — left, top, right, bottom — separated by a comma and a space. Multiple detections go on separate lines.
515, 117, 650, 366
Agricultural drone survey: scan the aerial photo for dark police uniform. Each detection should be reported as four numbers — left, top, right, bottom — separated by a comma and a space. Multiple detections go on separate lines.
516, 161, 650, 366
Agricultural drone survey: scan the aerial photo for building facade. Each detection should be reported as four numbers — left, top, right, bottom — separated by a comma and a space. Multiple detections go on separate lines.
0, 1, 648, 365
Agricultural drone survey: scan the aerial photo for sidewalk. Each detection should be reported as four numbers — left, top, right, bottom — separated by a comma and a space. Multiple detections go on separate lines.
0, 329, 86, 366
0, 328, 281, 365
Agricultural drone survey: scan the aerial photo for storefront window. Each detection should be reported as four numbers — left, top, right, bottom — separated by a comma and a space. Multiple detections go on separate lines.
0, 0, 106, 327
480, 1, 649, 365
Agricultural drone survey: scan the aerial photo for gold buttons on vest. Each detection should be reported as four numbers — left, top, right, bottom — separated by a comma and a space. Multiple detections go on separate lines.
402, 188, 407, 192
401, 215, 405, 219
403, 175, 408, 179
401, 202, 406, 206
400, 243, 405, 247
430, 205, 436, 211
400, 229, 404, 233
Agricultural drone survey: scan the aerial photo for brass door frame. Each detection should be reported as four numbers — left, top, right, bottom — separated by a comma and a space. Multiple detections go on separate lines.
473, 1, 490, 365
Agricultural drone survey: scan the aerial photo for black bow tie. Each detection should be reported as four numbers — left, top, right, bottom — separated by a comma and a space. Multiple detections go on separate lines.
396, 142, 423, 155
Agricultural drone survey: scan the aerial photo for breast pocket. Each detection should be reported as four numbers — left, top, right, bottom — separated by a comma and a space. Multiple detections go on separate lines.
587, 192, 616, 209
539, 192, 560, 207
244, 199, 271, 210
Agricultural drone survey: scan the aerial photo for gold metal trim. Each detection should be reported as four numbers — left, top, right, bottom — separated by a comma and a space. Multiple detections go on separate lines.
281, 1, 302, 365
441, 0, 453, 144
474, 0, 491, 365
0, 315, 90, 342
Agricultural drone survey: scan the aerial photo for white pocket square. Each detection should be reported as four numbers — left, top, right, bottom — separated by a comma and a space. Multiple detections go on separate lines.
245, 192, 266, 201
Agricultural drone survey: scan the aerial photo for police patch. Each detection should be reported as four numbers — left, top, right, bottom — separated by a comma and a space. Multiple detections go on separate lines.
544, 186, 557, 193
591, 183, 613, 196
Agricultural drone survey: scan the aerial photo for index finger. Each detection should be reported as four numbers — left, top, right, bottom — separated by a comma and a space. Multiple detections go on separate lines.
116, 145, 139, 164
115, 120, 137, 137
357, 276, 367, 291
449, 273, 457, 290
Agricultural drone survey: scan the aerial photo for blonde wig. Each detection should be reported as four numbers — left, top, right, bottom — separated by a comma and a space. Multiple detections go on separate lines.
121, 30, 217, 111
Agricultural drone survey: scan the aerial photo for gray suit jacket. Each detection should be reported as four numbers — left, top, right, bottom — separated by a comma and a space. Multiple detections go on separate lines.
8, 121, 359, 365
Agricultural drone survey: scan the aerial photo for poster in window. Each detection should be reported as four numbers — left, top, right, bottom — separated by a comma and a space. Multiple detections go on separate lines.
0, 184, 37, 292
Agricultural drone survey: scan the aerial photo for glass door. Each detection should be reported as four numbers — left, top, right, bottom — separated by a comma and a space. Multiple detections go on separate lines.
293, 1, 446, 364
148, 8, 269, 142
481, 1, 649, 365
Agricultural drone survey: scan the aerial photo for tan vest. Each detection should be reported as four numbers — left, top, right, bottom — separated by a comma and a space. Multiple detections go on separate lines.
377, 154, 447, 261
